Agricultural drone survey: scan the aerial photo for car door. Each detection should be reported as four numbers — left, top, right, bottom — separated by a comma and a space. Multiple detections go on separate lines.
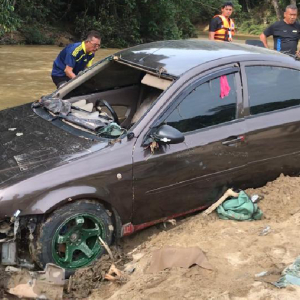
131, 66, 249, 225
241, 62, 300, 188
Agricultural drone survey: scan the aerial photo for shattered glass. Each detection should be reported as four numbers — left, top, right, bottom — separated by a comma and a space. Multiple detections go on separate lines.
40, 98, 71, 116
38, 97, 120, 135
274, 256, 300, 288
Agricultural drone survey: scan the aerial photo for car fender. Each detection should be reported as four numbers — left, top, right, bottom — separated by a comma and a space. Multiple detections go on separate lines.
22, 185, 109, 214
0, 139, 134, 224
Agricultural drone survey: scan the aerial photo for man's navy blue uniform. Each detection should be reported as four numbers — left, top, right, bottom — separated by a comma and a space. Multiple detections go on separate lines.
263, 20, 300, 55
52, 41, 94, 87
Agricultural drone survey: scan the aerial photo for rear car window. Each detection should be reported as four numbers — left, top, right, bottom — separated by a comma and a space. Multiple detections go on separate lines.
164, 73, 237, 133
246, 66, 300, 115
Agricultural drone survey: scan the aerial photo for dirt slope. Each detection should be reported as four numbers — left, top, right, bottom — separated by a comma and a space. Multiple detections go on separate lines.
71, 174, 300, 299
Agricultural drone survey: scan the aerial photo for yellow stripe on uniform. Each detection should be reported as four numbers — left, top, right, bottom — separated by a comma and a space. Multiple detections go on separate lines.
87, 58, 94, 68
72, 45, 83, 57
82, 41, 87, 54
76, 54, 85, 62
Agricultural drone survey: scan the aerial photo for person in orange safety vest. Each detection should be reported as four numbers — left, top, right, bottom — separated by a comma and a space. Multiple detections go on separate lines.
209, 2, 235, 42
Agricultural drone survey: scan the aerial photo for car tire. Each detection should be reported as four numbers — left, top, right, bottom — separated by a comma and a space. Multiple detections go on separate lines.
31, 200, 113, 276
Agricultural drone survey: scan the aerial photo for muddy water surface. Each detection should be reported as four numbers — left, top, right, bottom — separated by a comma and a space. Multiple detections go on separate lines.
0, 46, 117, 111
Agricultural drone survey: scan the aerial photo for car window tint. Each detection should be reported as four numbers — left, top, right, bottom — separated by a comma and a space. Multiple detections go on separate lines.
164, 73, 237, 133
246, 66, 300, 115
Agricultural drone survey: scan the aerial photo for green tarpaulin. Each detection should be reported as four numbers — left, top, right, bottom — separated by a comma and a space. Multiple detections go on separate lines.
217, 191, 263, 221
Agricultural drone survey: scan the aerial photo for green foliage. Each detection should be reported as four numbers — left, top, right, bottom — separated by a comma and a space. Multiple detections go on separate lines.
0, 0, 20, 36
15, 0, 66, 24
238, 20, 267, 35
138, 0, 197, 41
3, 0, 296, 45
15, 1, 50, 24
21, 26, 55, 45
71, 0, 204, 47
235, 1, 278, 35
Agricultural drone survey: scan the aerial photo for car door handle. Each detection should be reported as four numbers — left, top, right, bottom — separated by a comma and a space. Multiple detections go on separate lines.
222, 135, 245, 146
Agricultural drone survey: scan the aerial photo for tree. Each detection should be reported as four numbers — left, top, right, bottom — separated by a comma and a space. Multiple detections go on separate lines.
270, 0, 299, 22
0, 0, 19, 36
272, 0, 282, 20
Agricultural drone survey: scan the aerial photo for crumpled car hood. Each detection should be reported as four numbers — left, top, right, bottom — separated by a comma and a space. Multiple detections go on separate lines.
0, 103, 108, 189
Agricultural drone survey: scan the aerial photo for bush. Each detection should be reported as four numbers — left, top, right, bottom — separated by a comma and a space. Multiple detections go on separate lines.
0, 0, 20, 37
235, 5, 278, 35
72, 0, 200, 47
21, 26, 54, 45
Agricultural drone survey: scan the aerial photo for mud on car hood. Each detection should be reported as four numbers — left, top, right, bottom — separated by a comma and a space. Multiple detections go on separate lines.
0, 103, 108, 189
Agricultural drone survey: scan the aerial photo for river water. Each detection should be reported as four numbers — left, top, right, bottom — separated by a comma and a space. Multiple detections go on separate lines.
0, 46, 117, 111
0, 35, 271, 111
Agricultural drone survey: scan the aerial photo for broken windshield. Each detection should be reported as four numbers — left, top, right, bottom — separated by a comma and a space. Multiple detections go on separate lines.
35, 97, 126, 139
36, 57, 168, 139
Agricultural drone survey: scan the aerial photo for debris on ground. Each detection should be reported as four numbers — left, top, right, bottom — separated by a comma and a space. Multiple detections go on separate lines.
259, 225, 271, 236
0, 266, 11, 299
254, 268, 282, 285
6, 263, 65, 299
88, 174, 300, 299
104, 264, 128, 283
274, 255, 300, 288
202, 188, 239, 216
146, 246, 212, 273
3, 174, 300, 300
65, 247, 131, 299
216, 190, 263, 221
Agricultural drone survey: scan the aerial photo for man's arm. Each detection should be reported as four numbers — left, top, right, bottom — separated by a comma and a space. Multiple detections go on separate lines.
209, 17, 221, 40
260, 24, 274, 49
209, 32, 215, 40
260, 33, 269, 48
296, 23, 300, 57
64, 50, 77, 79
64, 65, 76, 79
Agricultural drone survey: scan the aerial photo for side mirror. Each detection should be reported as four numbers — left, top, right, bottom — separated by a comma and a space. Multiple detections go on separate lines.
143, 124, 184, 146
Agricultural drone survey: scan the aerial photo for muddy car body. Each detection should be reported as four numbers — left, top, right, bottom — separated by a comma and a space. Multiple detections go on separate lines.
1, 40, 300, 272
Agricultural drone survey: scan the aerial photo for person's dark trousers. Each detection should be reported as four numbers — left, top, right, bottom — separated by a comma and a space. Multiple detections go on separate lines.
51, 75, 70, 88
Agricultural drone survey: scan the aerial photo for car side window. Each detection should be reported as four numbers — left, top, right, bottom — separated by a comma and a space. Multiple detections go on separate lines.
246, 66, 300, 115
164, 73, 237, 133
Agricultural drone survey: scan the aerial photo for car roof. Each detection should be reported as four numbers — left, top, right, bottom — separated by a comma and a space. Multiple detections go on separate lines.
115, 40, 293, 77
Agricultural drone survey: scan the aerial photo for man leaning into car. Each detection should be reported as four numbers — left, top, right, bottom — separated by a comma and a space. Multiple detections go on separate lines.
51, 30, 101, 88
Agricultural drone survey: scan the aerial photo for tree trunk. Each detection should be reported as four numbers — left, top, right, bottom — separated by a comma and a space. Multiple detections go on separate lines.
245, 0, 251, 13
272, 0, 282, 20
290, 0, 297, 6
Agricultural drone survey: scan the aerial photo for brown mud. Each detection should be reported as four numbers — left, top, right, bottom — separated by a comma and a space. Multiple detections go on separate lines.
1, 175, 300, 299
59, 174, 300, 300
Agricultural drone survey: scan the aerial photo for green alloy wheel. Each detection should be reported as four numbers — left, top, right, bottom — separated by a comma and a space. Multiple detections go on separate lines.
32, 200, 113, 273
52, 214, 105, 268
